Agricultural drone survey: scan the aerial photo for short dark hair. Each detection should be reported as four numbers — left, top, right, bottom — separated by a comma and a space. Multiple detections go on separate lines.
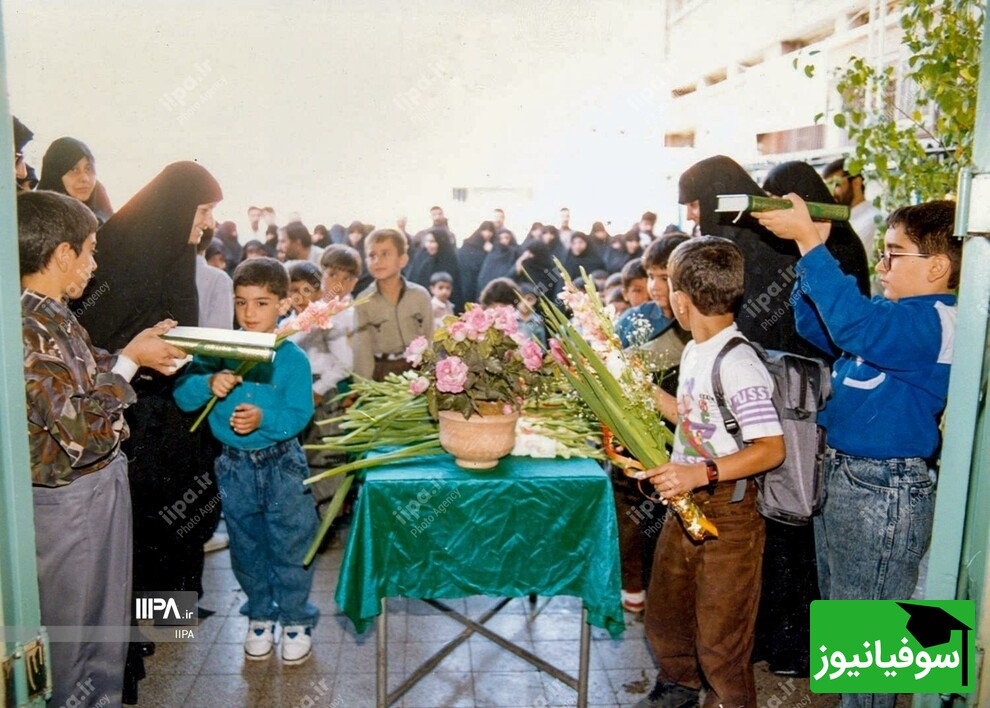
668, 236, 744, 316
642, 233, 690, 270
288, 260, 321, 289
620, 259, 647, 288
604, 272, 622, 290
640, 211, 657, 224
430, 205, 442, 212
365, 228, 407, 256
233, 257, 289, 299
18, 190, 98, 276
822, 158, 847, 179
479, 277, 520, 307
887, 200, 961, 289
283, 222, 312, 248
320, 244, 361, 276
823, 157, 863, 183
430, 271, 453, 286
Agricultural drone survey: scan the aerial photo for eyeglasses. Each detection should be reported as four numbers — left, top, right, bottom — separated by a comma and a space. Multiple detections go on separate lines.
878, 251, 933, 269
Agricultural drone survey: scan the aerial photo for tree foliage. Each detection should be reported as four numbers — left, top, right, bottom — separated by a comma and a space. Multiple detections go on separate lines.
830, 0, 985, 212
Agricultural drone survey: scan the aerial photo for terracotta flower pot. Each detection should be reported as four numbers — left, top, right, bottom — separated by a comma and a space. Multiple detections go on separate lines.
438, 408, 519, 470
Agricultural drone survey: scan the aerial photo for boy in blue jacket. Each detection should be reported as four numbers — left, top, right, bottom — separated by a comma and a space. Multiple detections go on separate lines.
756, 197, 958, 611
175, 257, 318, 665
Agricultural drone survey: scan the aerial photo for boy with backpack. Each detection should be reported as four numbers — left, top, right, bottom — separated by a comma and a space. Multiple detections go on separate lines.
634, 236, 785, 708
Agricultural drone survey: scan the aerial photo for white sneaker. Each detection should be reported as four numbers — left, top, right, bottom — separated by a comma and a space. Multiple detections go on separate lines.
280, 625, 312, 665
244, 620, 275, 660
203, 533, 229, 553
621, 589, 646, 613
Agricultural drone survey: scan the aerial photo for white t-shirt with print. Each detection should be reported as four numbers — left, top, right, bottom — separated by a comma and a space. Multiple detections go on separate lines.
672, 323, 783, 464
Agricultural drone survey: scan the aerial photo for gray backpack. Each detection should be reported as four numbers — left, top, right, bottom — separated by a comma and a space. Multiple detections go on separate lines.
712, 338, 831, 525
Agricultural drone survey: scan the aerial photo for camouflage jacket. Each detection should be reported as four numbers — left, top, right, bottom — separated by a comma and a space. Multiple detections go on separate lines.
22, 289, 136, 487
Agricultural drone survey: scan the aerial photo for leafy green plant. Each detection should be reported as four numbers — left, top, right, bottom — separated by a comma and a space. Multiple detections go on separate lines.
825, 0, 984, 211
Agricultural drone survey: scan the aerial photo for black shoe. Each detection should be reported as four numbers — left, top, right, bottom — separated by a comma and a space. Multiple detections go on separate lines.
633, 677, 700, 708
139, 641, 156, 657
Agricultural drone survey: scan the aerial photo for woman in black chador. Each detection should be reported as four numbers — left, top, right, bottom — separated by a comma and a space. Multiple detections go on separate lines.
37, 136, 114, 224
476, 228, 520, 292
76, 161, 224, 702
405, 226, 462, 302
763, 160, 871, 297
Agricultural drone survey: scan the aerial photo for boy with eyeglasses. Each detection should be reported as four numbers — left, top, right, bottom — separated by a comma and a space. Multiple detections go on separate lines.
756, 197, 959, 706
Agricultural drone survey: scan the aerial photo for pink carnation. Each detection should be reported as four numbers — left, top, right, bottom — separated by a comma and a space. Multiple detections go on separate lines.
409, 376, 430, 396
435, 356, 469, 394
404, 336, 429, 366
520, 339, 544, 372
462, 307, 493, 339
448, 321, 469, 342
490, 306, 518, 335
276, 297, 347, 337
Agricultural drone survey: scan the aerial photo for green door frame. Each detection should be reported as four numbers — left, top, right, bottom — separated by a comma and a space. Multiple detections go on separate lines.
0, 1, 49, 705
917, 8, 990, 708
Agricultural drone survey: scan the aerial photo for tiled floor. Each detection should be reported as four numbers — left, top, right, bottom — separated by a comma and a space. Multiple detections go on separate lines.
133, 521, 844, 707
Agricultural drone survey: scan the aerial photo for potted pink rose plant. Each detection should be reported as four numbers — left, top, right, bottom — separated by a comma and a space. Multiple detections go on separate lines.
404, 304, 548, 469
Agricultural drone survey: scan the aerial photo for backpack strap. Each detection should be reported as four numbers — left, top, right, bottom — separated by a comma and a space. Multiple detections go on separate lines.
711, 336, 758, 504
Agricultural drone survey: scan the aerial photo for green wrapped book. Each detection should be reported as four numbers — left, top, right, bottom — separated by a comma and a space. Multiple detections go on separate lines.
716, 194, 851, 222
163, 326, 277, 363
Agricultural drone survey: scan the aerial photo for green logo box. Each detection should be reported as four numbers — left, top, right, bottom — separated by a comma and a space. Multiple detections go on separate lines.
810, 600, 975, 694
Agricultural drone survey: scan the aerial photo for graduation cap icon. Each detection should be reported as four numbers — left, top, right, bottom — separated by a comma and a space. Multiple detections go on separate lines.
896, 602, 972, 687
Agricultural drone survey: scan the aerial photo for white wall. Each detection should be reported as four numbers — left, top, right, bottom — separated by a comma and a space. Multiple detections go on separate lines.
5, 0, 687, 239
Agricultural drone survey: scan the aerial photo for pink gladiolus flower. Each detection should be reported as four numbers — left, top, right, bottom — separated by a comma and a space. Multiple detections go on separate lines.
548, 338, 569, 368
404, 336, 429, 366
519, 339, 544, 372
435, 356, 469, 393
448, 321, 469, 342
409, 376, 430, 396
490, 306, 518, 335
276, 297, 346, 337
462, 307, 493, 338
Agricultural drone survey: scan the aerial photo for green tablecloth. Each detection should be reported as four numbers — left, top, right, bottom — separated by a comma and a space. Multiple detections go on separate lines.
335, 453, 625, 639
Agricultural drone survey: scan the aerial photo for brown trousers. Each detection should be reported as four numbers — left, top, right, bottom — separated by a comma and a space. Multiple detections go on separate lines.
644, 481, 765, 708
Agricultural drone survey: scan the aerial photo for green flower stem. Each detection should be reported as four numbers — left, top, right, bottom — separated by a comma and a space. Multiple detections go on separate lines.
303, 472, 354, 567
303, 440, 444, 485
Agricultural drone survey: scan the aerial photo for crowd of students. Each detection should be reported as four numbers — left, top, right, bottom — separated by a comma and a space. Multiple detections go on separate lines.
16, 113, 960, 708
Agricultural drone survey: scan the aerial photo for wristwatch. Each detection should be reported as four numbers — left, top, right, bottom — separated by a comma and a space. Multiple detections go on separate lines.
704, 459, 719, 493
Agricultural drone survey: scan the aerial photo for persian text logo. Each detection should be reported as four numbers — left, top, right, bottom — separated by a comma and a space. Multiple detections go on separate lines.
810, 600, 974, 694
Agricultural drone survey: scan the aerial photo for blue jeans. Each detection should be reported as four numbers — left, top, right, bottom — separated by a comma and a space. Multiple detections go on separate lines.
216, 439, 320, 626
814, 448, 935, 708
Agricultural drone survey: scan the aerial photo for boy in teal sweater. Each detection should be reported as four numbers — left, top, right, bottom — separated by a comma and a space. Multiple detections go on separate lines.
175, 257, 318, 664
